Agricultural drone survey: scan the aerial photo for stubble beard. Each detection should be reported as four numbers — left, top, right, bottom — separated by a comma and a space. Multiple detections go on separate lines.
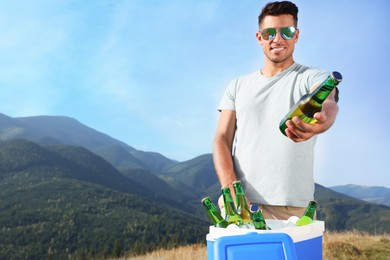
264, 44, 295, 65
265, 51, 293, 64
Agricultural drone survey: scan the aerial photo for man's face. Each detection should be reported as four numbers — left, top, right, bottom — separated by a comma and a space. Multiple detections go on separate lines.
256, 14, 299, 65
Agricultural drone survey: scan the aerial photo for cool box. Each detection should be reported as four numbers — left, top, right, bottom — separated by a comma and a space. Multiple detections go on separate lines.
206, 220, 325, 260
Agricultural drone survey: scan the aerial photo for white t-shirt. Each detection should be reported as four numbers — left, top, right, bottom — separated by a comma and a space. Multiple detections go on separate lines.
218, 63, 328, 207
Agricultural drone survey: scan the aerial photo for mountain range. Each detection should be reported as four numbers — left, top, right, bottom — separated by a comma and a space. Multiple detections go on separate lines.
0, 113, 389, 258
0, 113, 175, 173
329, 184, 390, 207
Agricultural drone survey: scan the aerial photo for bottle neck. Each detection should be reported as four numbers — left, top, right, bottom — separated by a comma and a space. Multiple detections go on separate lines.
233, 182, 248, 207
209, 205, 225, 223
236, 194, 246, 204
223, 190, 238, 215
303, 202, 318, 219
311, 76, 339, 105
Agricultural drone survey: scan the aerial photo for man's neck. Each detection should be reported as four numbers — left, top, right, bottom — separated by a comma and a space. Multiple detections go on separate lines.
261, 60, 295, 77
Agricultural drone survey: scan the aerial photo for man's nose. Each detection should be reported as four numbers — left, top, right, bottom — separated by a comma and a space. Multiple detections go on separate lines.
272, 29, 283, 42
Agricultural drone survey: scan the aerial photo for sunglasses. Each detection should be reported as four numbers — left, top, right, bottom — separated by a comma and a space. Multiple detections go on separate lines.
260, 26, 297, 41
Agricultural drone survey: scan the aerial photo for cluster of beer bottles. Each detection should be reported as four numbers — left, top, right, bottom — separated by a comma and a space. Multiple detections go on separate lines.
201, 180, 269, 230
201, 180, 318, 229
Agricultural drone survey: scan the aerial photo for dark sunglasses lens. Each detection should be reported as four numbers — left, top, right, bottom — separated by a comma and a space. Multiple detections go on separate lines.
262, 28, 276, 40
280, 27, 296, 40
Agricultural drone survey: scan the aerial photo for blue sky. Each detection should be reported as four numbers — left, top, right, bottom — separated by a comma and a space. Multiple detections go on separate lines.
0, 0, 389, 188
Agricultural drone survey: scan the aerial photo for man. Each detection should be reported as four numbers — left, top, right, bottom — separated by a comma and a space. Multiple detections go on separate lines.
213, 1, 339, 220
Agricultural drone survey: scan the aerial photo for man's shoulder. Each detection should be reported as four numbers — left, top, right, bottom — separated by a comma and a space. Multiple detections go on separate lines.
226, 71, 260, 90
293, 63, 327, 74
235, 70, 260, 81
291, 63, 329, 89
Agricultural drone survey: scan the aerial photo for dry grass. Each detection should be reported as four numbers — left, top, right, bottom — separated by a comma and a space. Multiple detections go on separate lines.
119, 244, 207, 260
114, 231, 389, 260
323, 231, 390, 259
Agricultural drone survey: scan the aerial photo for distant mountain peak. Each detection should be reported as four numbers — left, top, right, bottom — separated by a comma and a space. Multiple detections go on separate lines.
0, 112, 176, 172
329, 184, 390, 207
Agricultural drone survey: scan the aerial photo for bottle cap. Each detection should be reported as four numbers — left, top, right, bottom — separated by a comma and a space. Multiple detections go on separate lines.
201, 197, 210, 203
331, 71, 342, 82
250, 204, 260, 213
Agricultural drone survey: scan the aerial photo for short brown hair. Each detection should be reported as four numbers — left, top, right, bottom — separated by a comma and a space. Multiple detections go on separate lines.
258, 1, 298, 28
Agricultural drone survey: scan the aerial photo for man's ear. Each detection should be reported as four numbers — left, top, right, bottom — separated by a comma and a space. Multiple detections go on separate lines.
256, 32, 263, 45
294, 29, 300, 43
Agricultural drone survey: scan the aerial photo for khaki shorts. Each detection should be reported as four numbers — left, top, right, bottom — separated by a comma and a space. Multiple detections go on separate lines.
218, 195, 310, 220
260, 204, 308, 220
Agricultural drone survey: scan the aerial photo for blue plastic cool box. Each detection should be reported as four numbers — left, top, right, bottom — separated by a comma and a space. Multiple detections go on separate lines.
206, 220, 325, 260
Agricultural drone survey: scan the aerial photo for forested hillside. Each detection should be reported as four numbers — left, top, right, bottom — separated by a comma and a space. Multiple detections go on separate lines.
0, 140, 208, 259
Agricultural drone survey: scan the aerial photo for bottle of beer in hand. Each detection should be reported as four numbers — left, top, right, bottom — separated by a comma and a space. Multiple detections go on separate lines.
221, 186, 243, 227
201, 197, 229, 228
250, 204, 268, 230
279, 71, 342, 136
296, 200, 318, 226
233, 181, 253, 228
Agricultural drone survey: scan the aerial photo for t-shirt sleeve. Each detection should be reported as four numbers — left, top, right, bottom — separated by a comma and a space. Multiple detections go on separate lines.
309, 68, 328, 90
218, 78, 238, 111
298, 67, 327, 95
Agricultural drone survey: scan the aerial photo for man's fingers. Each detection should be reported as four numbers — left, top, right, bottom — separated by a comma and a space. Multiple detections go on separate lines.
285, 119, 305, 141
314, 112, 326, 123
291, 116, 311, 134
285, 117, 317, 142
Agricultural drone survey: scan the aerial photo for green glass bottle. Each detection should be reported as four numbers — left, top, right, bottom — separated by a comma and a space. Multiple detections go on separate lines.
221, 186, 243, 226
232, 181, 253, 228
250, 204, 268, 230
201, 197, 229, 228
296, 200, 318, 226
279, 71, 342, 136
